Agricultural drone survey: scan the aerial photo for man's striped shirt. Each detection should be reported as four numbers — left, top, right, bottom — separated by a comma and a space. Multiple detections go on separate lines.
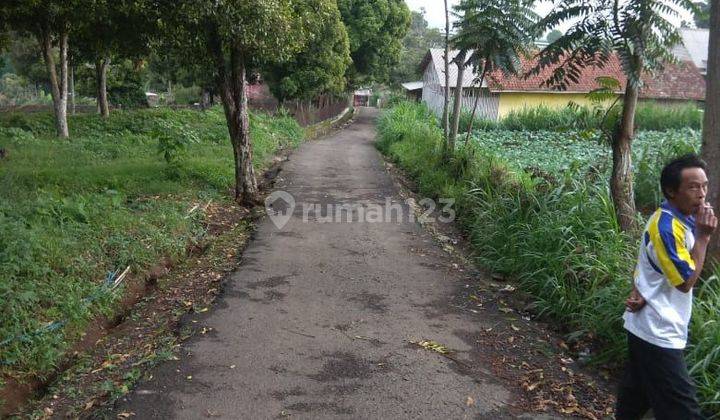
623, 201, 696, 349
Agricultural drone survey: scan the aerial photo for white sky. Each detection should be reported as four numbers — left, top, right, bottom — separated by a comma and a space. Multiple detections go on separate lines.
404, 0, 696, 35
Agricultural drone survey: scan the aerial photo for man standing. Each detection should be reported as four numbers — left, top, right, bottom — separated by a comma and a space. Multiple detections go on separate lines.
617, 154, 717, 419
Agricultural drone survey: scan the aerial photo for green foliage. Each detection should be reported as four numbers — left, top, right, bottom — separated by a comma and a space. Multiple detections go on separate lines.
501, 105, 600, 131
107, 60, 148, 108
337, 0, 411, 86
634, 101, 704, 131
264, 0, 351, 101
692, 1, 711, 28
458, 110, 498, 132
377, 101, 720, 415
493, 102, 702, 132
0, 106, 303, 383
389, 10, 443, 86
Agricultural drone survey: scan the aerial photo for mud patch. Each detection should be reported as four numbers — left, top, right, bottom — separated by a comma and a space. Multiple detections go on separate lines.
308, 352, 374, 382
270, 386, 306, 401
347, 292, 387, 312
283, 401, 355, 415
246, 274, 292, 289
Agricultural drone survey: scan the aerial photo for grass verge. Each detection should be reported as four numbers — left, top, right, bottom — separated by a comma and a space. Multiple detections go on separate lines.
0, 106, 303, 396
376, 101, 720, 416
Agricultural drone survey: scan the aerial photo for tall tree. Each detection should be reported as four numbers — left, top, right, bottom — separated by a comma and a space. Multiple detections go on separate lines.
701, 0, 719, 256
337, 0, 411, 87
453, 0, 538, 143
443, 0, 451, 143
0, 1, 79, 138
264, 1, 351, 102
157, 0, 316, 205
532, 0, 694, 232
389, 10, 442, 85
447, 48, 467, 152
74, 0, 155, 117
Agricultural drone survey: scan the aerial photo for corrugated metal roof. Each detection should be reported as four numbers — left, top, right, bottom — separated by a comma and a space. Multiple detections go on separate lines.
422, 49, 487, 88
401, 81, 424, 91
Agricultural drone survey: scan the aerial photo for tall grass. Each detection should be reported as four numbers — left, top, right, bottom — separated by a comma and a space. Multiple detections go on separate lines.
457, 101, 702, 133
377, 101, 720, 416
0, 106, 303, 382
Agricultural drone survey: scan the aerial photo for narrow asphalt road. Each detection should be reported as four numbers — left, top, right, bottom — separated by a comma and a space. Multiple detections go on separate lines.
114, 108, 532, 419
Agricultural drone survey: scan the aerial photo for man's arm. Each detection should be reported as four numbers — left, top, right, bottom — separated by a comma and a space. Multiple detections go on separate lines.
677, 205, 717, 293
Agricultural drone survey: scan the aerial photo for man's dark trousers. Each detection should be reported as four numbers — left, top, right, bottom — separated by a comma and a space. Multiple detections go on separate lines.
616, 332, 704, 419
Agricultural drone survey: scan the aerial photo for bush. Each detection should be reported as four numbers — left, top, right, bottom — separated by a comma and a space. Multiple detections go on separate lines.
500, 104, 599, 131
635, 101, 703, 131
494, 102, 702, 132
458, 110, 498, 132
171, 85, 202, 105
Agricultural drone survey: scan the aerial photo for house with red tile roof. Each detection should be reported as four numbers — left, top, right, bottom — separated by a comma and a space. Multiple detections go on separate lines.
418, 48, 706, 121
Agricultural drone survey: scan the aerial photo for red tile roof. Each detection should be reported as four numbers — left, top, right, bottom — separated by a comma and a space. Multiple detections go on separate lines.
482, 52, 705, 101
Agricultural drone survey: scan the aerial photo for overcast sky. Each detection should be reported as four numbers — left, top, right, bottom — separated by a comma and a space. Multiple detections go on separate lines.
404, 0, 696, 35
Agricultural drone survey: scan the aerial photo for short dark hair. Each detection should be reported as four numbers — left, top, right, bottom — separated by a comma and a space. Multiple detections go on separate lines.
660, 153, 708, 199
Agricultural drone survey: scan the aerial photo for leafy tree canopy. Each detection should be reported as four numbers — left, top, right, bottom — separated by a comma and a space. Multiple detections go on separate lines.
389, 9, 443, 85
337, 0, 411, 87
264, 0, 351, 101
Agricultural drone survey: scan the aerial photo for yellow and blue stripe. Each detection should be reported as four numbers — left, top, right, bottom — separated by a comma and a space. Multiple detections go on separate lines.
646, 204, 696, 287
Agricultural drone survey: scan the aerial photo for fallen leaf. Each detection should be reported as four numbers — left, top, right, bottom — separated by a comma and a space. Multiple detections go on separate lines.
466, 396, 476, 406
511, 324, 520, 332
412, 339, 451, 354
84, 400, 95, 411
117, 412, 134, 419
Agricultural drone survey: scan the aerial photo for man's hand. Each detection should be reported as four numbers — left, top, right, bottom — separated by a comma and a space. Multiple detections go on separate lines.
696, 203, 718, 240
625, 286, 646, 312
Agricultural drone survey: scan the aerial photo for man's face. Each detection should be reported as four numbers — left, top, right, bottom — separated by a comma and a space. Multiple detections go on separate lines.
669, 167, 708, 216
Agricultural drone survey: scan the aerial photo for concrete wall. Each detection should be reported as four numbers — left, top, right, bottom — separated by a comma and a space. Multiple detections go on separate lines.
496, 92, 618, 118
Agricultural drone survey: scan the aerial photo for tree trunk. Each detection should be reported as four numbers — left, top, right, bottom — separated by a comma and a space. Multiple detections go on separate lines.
209, 29, 259, 205
442, 0, 450, 144
464, 62, 487, 143
702, 0, 720, 257
448, 50, 467, 153
612, 80, 639, 232
69, 63, 76, 115
40, 27, 69, 138
95, 57, 110, 118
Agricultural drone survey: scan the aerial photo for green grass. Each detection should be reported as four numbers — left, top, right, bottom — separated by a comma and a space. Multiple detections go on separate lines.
457, 101, 703, 133
0, 106, 303, 384
377, 101, 720, 416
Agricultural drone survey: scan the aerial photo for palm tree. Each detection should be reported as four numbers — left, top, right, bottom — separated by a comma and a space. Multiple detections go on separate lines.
451, 0, 538, 142
530, 0, 695, 232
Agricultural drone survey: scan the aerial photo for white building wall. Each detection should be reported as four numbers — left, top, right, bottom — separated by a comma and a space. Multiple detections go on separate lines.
420, 59, 500, 121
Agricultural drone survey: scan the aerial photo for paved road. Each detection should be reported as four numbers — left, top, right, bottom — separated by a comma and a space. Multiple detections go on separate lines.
114, 108, 527, 419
